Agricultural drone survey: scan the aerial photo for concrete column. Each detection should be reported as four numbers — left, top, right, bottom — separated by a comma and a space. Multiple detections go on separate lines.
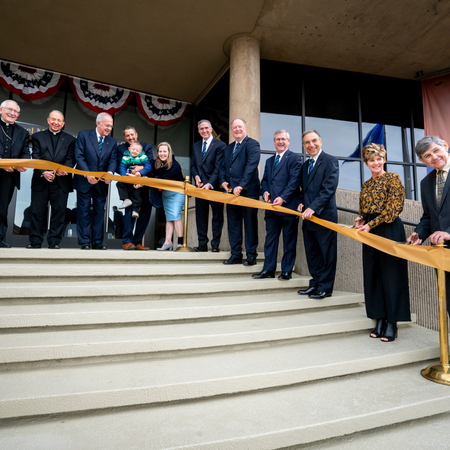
228, 36, 260, 143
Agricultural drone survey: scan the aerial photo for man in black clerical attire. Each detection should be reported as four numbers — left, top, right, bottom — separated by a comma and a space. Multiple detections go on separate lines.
27, 110, 75, 249
0, 100, 29, 248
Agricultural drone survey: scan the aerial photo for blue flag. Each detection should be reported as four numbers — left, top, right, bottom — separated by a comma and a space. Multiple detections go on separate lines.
343, 124, 385, 163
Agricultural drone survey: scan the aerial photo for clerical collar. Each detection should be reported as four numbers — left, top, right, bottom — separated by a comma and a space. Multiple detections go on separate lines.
49, 129, 61, 135
1, 118, 13, 127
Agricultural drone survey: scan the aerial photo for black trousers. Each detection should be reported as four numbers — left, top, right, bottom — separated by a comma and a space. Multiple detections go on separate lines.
362, 218, 411, 323
195, 197, 224, 248
0, 172, 16, 241
29, 184, 69, 246
122, 187, 152, 245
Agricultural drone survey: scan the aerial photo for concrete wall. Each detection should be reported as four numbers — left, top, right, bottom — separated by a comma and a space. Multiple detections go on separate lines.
186, 189, 440, 330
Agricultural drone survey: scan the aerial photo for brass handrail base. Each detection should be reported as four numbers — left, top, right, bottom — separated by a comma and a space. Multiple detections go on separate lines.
174, 245, 195, 252
421, 363, 450, 386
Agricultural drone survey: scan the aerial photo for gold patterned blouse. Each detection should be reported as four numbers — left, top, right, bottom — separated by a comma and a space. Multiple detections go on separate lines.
359, 172, 405, 229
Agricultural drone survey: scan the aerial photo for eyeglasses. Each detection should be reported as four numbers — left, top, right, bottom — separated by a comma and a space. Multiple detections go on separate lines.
2, 107, 20, 115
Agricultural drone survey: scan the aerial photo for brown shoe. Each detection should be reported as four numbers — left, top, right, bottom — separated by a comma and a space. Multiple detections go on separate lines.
123, 243, 135, 250
135, 244, 149, 250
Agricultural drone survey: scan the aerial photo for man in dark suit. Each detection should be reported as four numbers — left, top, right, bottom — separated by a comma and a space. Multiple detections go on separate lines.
73, 112, 117, 250
190, 119, 226, 252
253, 129, 302, 280
220, 118, 260, 265
116, 126, 154, 250
408, 135, 450, 313
298, 130, 339, 299
0, 100, 29, 248
27, 110, 75, 249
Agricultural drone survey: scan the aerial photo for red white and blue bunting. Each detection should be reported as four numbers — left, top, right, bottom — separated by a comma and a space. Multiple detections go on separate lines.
0, 59, 191, 126
136, 93, 190, 126
0, 61, 66, 102
69, 78, 133, 115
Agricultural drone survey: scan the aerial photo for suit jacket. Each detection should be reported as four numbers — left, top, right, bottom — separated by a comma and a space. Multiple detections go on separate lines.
299, 150, 339, 228
220, 136, 261, 197
190, 137, 226, 190
31, 129, 75, 193
0, 122, 30, 189
415, 169, 450, 239
73, 129, 117, 194
116, 142, 154, 174
261, 150, 302, 211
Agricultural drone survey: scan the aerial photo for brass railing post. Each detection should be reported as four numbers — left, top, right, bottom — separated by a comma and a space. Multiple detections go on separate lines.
174, 176, 194, 252
421, 241, 450, 384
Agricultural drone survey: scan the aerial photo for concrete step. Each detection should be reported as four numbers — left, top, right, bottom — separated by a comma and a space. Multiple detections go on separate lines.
0, 248, 250, 264
0, 291, 364, 328
0, 262, 266, 282
0, 275, 310, 301
0, 304, 373, 363
0, 325, 438, 420
0, 361, 448, 449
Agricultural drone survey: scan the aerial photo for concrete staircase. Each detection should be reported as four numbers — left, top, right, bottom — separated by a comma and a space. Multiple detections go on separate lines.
0, 249, 449, 449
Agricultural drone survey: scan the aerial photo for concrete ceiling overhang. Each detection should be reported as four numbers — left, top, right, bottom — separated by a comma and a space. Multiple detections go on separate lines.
2, 1, 450, 104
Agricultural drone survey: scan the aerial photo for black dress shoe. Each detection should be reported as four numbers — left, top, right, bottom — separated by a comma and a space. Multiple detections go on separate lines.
223, 256, 243, 265
309, 291, 332, 299
26, 243, 41, 249
0, 240, 11, 248
370, 319, 386, 338
80, 243, 91, 250
193, 246, 208, 252
298, 286, 317, 295
48, 244, 61, 249
252, 270, 275, 279
278, 271, 292, 280
211, 247, 220, 252
92, 244, 107, 250
243, 257, 257, 266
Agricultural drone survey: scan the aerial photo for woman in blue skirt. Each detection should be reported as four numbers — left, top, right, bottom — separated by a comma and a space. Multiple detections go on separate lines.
151, 142, 185, 250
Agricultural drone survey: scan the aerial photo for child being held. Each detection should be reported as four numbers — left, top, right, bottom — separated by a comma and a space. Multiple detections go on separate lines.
118, 141, 151, 218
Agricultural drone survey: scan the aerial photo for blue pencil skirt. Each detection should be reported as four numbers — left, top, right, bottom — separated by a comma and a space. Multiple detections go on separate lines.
162, 190, 184, 221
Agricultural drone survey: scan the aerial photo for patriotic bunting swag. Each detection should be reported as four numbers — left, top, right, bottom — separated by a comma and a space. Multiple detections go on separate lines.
0, 61, 66, 102
0, 60, 190, 126
69, 78, 133, 115
136, 93, 190, 126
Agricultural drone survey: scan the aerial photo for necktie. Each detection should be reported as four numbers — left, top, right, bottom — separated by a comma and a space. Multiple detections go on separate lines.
437, 170, 445, 208
308, 158, 314, 175
98, 136, 104, 154
202, 141, 207, 160
232, 142, 240, 159
274, 154, 280, 170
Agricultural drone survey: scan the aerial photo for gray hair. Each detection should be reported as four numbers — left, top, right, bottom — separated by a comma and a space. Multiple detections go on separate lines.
1, 99, 20, 112
198, 119, 212, 128
415, 136, 446, 158
273, 129, 290, 140
122, 126, 137, 135
48, 110, 64, 120
96, 112, 112, 123
231, 118, 247, 127
302, 129, 321, 139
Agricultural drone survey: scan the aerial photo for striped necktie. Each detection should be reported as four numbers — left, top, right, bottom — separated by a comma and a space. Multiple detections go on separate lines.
274, 154, 280, 170
437, 170, 445, 208
98, 136, 104, 154
308, 158, 314, 175
232, 142, 240, 159
202, 141, 207, 160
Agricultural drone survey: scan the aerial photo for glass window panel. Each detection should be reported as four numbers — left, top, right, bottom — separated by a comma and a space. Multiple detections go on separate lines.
260, 113, 302, 153
260, 152, 275, 179
13, 170, 33, 235
157, 116, 190, 158
12, 91, 65, 134
304, 117, 358, 158
64, 192, 78, 239
64, 91, 98, 136
338, 160, 361, 191
384, 125, 403, 162
113, 104, 155, 147
415, 165, 428, 201
386, 164, 406, 186
413, 128, 425, 163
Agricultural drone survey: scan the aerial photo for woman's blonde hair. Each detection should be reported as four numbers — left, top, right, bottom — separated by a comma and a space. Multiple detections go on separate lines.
155, 142, 174, 169
362, 143, 387, 163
